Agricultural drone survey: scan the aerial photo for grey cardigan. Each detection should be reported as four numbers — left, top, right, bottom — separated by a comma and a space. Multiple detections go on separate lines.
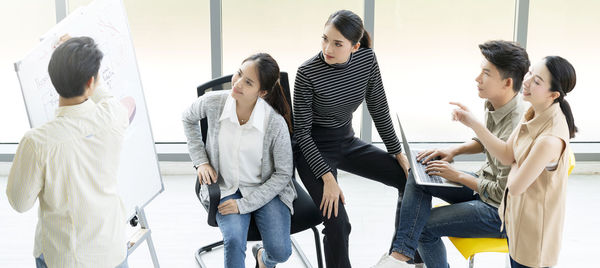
182, 90, 296, 214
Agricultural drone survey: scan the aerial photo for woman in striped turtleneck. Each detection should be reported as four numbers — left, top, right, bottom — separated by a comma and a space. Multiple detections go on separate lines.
293, 10, 410, 268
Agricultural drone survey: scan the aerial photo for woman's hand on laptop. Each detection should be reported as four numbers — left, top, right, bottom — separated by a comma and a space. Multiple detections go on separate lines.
396, 153, 410, 179
417, 148, 455, 164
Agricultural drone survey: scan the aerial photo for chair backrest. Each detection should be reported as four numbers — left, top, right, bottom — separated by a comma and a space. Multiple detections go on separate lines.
196, 75, 232, 145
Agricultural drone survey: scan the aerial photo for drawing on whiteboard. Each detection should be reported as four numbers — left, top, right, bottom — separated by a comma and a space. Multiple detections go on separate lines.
120, 96, 136, 124
97, 13, 128, 67
36, 76, 59, 121
98, 17, 121, 36
102, 66, 116, 90
35, 76, 52, 94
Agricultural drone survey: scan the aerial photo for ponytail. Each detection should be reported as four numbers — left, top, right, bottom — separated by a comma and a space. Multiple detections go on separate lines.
264, 80, 293, 133
544, 56, 578, 139
242, 53, 293, 133
558, 99, 577, 139
360, 30, 372, 49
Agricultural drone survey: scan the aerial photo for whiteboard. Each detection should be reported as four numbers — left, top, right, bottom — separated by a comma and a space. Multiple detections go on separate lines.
14, 0, 163, 220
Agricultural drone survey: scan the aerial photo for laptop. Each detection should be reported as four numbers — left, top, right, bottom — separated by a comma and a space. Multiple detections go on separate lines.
396, 114, 462, 188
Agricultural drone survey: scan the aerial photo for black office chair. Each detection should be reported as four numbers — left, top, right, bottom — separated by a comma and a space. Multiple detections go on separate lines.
193, 72, 324, 268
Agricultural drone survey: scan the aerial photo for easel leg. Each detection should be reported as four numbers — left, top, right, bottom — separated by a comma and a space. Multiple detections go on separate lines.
129, 207, 160, 268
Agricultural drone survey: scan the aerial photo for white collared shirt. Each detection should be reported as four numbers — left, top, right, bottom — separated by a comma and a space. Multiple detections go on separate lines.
6, 87, 129, 268
218, 94, 268, 198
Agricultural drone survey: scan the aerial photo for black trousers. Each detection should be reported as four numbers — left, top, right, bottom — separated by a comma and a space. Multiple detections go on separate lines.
294, 124, 407, 268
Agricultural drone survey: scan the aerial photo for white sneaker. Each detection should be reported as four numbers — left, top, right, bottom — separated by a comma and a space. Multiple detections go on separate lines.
370, 253, 415, 268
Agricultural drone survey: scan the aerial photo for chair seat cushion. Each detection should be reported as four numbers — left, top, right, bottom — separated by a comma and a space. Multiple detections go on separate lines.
448, 237, 508, 259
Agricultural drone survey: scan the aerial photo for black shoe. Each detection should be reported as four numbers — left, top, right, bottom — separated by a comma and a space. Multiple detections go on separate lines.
413, 249, 424, 264
252, 243, 263, 268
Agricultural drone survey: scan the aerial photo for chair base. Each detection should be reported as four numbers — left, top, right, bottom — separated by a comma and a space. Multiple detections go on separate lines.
466, 253, 510, 268
195, 240, 224, 267
195, 226, 323, 268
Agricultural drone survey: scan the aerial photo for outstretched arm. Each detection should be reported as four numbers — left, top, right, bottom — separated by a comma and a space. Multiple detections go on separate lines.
451, 102, 515, 165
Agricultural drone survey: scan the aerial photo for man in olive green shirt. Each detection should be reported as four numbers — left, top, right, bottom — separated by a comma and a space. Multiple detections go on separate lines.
374, 41, 529, 268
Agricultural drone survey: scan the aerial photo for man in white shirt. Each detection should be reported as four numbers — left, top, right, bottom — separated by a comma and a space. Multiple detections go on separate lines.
7, 36, 130, 268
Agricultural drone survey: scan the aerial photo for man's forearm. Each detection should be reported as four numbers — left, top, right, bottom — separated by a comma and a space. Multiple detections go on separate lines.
451, 139, 484, 156
457, 172, 479, 192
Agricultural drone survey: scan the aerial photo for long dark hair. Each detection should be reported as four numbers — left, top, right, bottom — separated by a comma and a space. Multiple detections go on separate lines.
325, 10, 371, 49
544, 56, 577, 138
242, 53, 292, 132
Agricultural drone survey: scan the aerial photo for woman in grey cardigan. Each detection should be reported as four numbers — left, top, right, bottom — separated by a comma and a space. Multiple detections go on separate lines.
182, 53, 296, 268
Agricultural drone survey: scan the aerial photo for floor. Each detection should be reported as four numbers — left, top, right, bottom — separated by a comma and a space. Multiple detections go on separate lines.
1, 162, 598, 267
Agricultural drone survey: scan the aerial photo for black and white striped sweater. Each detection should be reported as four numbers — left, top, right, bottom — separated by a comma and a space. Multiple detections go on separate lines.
293, 48, 402, 179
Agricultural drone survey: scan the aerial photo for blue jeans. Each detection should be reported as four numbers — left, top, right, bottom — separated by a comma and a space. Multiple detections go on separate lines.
216, 190, 292, 268
392, 172, 505, 268
36, 254, 128, 268
506, 238, 546, 268
509, 256, 543, 268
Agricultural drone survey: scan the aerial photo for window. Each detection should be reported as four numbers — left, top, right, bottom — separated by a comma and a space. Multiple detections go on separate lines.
222, 0, 364, 132
0, 2, 56, 142
373, 0, 515, 142
5, 0, 597, 144
527, 0, 600, 141
68, 0, 211, 142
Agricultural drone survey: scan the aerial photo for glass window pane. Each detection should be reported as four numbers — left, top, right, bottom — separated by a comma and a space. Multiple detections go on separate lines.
374, 0, 515, 142
0, 2, 55, 142
69, 0, 211, 142
222, 0, 364, 133
528, 0, 600, 142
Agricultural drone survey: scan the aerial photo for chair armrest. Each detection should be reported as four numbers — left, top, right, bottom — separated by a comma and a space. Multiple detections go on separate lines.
195, 176, 221, 227
206, 182, 220, 227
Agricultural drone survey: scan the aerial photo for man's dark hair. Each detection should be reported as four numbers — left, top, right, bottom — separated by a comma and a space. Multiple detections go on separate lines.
48, 36, 103, 98
479, 40, 530, 92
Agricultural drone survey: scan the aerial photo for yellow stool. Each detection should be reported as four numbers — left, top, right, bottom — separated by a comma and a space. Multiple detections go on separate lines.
447, 151, 575, 267
568, 150, 576, 175
447, 237, 508, 267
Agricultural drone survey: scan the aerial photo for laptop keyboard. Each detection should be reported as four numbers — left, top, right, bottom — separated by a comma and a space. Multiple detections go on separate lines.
414, 158, 443, 184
